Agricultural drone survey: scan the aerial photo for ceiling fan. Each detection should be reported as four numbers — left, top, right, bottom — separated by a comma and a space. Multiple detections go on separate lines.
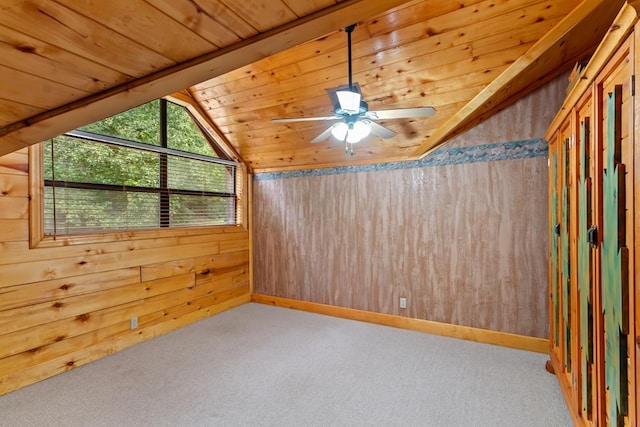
271, 23, 436, 154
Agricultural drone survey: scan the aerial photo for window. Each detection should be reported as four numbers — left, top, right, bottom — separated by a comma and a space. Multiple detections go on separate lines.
38, 99, 241, 237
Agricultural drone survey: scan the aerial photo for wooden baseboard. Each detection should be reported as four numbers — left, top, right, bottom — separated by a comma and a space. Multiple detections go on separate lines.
251, 294, 549, 354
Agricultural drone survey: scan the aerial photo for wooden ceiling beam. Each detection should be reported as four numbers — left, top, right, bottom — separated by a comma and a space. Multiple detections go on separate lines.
0, 0, 415, 157
411, 0, 626, 158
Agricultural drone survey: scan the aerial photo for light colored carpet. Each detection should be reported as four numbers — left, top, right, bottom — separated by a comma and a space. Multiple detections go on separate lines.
0, 303, 572, 426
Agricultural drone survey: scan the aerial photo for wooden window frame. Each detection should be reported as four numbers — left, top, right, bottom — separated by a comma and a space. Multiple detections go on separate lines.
28, 97, 248, 249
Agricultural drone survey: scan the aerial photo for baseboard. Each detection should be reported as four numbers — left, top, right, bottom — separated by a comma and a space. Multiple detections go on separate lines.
251, 294, 549, 354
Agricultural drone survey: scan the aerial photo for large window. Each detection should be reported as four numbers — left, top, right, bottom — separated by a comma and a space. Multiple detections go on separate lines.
40, 99, 240, 236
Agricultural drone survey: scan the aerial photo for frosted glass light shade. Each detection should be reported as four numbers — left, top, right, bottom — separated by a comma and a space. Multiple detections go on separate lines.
336, 90, 361, 113
331, 122, 349, 140
352, 120, 371, 139
332, 120, 371, 143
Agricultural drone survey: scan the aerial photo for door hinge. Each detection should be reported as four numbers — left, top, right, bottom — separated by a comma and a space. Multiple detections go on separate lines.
631, 75, 635, 97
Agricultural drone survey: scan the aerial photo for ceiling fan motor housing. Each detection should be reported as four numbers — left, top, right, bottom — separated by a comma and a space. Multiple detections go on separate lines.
334, 100, 368, 120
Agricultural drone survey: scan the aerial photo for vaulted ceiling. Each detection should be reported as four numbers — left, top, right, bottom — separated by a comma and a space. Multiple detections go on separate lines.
0, 0, 626, 171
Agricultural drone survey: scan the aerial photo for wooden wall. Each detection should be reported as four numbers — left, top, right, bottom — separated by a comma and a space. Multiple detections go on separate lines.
253, 74, 569, 339
0, 148, 250, 395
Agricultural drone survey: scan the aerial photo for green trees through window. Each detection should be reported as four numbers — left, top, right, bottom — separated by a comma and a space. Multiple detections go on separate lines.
43, 99, 238, 235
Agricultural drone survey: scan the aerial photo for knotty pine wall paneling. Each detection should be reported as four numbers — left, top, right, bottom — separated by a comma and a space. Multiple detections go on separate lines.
253, 74, 569, 339
0, 148, 250, 395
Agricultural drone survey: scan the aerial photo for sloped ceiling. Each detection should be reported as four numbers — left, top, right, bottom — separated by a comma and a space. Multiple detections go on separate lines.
0, 0, 626, 171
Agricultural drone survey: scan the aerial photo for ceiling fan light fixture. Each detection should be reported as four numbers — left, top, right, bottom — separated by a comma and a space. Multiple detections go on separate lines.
331, 122, 349, 140
332, 120, 371, 144
336, 90, 361, 114
351, 120, 371, 141
270, 22, 435, 152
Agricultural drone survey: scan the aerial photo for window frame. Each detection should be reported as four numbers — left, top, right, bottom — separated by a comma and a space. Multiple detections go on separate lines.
29, 96, 248, 249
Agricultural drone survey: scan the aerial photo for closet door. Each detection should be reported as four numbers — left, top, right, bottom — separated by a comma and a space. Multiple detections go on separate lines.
575, 93, 597, 426
595, 37, 635, 427
549, 117, 574, 385
560, 120, 574, 383
550, 135, 561, 359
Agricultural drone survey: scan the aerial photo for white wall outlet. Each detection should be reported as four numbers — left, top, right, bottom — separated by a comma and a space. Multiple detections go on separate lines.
399, 297, 407, 309
130, 317, 138, 329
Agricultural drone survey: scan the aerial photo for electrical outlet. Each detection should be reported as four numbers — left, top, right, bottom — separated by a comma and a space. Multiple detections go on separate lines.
130, 317, 138, 329
399, 297, 407, 309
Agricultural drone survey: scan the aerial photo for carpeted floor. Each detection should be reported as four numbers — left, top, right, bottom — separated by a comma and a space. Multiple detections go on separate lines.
0, 303, 572, 426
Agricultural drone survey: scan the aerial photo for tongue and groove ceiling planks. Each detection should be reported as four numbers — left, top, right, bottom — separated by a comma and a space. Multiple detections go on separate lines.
0, 0, 626, 171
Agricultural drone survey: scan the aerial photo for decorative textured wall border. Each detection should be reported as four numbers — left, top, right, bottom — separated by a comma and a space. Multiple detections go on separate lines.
254, 138, 548, 181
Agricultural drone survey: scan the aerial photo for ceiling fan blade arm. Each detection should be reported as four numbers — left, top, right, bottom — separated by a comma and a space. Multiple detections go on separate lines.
368, 121, 396, 139
271, 116, 340, 123
367, 107, 436, 120
310, 126, 336, 143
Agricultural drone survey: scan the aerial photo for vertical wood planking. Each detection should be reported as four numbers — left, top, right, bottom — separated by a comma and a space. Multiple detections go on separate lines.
253, 156, 549, 337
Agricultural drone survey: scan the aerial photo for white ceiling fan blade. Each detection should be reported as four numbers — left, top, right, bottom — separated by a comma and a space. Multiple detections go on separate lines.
310, 125, 337, 143
369, 121, 396, 139
271, 116, 340, 123
366, 107, 436, 120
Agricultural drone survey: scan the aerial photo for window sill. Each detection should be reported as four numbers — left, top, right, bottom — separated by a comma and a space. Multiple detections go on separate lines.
30, 224, 247, 249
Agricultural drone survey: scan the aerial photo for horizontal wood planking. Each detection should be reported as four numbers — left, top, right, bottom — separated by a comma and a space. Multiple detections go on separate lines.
251, 295, 549, 354
0, 150, 28, 176
0, 228, 247, 267
200, 0, 561, 94
0, 173, 28, 197
0, 0, 415, 158
0, 197, 27, 219
0, 99, 46, 128
0, 273, 196, 336
144, 0, 241, 48
0, 0, 174, 79
0, 64, 91, 110
0, 24, 128, 93
0, 276, 249, 360
0, 152, 251, 395
0, 268, 140, 312
54, 0, 217, 63
140, 250, 249, 282
193, 0, 582, 169
200, 0, 565, 113
0, 219, 28, 243
0, 244, 246, 288
0, 292, 250, 396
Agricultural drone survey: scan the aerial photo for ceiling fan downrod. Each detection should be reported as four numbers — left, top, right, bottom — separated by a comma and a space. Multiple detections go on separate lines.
345, 24, 356, 92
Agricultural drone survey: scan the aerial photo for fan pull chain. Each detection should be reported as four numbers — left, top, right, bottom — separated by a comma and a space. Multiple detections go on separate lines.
344, 141, 354, 155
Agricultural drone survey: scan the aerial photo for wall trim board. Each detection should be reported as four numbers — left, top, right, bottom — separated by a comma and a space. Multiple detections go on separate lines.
251, 294, 549, 354
254, 138, 547, 181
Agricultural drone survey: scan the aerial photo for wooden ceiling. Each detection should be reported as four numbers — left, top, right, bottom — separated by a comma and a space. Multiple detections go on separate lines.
0, 0, 626, 171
